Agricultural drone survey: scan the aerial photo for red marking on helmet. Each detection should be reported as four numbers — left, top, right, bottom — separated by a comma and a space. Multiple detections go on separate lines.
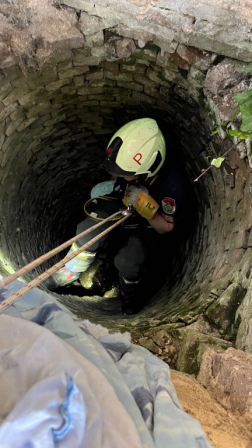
107, 147, 112, 153
133, 153, 142, 165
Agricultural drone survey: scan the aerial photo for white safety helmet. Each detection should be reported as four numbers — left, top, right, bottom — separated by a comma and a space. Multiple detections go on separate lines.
104, 118, 166, 178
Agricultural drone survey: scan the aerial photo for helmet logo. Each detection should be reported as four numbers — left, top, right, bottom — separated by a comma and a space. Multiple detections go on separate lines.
133, 153, 142, 165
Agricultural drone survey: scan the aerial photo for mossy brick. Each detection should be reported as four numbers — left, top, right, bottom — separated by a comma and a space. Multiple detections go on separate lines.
73, 55, 101, 67
39, 103, 62, 117
115, 96, 140, 106
5, 118, 24, 137
120, 63, 146, 74
17, 116, 39, 132
163, 69, 189, 89
0, 102, 18, 123
133, 74, 159, 89
59, 65, 89, 79
146, 67, 173, 87
46, 49, 73, 66
0, 82, 12, 102
177, 328, 232, 375
2, 65, 23, 83
87, 94, 113, 101
60, 83, 78, 94
27, 71, 59, 90
73, 75, 85, 85
205, 283, 243, 330
52, 106, 75, 118
144, 85, 161, 99
18, 88, 47, 106
131, 91, 156, 104
26, 102, 51, 118
51, 93, 79, 104
29, 114, 51, 130
100, 61, 119, 76
78, 87, 104, 95
56, 60, 73, 72
2, 85, 31, 107
85, 69, 104, 81
45, 78, 72, 92
88, 80, 107, 88
105, 71, 133, 82
85, 31, 104, 48
117, 81, 143, 92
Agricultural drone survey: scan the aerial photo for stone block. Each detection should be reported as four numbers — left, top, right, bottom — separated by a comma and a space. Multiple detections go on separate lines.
79, 11, 117, 35
93, 128, 113, 135
176, 44, 216, 72
51, 93, 79, 104
117, 80, 143, 92
73, 55, 101, 67
73, 75, 85, 86
26, 102, 51, 118
60, 84, 78, 94
120, 63, 146, 74
85, 31, 104, 48
78, 87, 104, 95
146, 67, 173, 88
43, 115, 67, 127
85, 69, 103, 81
5, 118, 24, 137
133, 74, 159, 89
18, 88, 47, 106
163, 69, 189, 89
143, 85, 160, 99
56, 60, 73, 72
116, 38, 136, 59
177, 328, 232, 375
0, 82, 12, 102
205, 283, 243, 331
131, 91, 156, 104
100, 61, 119, 76
17, 116, 39, 132
27, 69, 59, 90
105, 71, 132, 82
59, 65, 89, 80
138, 337, 160, 354
2, 85, 31, 107
45, 78, 72, 92
0, 102, 18, 123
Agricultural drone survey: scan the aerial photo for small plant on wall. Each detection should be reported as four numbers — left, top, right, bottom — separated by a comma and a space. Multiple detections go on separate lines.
194, 63, 252, 182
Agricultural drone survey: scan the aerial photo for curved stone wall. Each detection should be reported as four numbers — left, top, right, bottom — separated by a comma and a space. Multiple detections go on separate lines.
0, 0, 252, 369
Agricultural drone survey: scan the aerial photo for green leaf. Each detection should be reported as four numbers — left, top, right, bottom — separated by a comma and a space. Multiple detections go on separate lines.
204, 156, 211, 161
211, 110, 240, 136
240, 105, 252, 132
201, 169, 205, 172
229, 130, 252, 139
211, 157, 225, 168
234, 89, 252, 107
245, 63, 252, 74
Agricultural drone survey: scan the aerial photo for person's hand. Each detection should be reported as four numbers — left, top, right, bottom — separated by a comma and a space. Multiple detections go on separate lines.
123, 185, 159, 219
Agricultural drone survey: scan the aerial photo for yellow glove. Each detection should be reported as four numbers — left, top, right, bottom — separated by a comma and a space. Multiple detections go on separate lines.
123, 186, 159, 220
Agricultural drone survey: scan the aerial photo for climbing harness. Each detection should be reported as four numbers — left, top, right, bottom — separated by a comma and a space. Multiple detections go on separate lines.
0, 210, 132, 314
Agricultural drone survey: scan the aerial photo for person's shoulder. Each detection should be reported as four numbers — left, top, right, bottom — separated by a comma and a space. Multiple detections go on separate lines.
159, 166, 184, 187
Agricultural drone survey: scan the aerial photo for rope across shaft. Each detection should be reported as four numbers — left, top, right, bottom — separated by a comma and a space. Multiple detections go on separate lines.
0, 213, 131, 314
0, 210, 123, 290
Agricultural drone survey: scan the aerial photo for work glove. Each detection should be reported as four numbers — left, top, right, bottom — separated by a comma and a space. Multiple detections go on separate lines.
123, 185, 159, 220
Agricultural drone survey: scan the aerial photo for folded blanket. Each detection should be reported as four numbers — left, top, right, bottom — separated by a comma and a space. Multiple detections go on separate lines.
0, 277, 213, 448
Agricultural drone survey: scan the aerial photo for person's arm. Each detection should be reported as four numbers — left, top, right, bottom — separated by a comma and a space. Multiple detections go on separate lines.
147, 212, 175, 234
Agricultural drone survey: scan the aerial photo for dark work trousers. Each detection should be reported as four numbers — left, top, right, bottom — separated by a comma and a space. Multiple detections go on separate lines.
75, 199, 180, 289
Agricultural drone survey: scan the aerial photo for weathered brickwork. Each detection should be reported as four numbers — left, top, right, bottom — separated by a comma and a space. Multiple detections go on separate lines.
0, 0, 252, 367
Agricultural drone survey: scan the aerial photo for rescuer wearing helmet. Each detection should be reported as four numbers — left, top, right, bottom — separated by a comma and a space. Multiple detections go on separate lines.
45, 118, 185, 314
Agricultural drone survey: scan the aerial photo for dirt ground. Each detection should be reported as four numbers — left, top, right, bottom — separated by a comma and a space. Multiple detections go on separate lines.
171, 369, 252, 448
